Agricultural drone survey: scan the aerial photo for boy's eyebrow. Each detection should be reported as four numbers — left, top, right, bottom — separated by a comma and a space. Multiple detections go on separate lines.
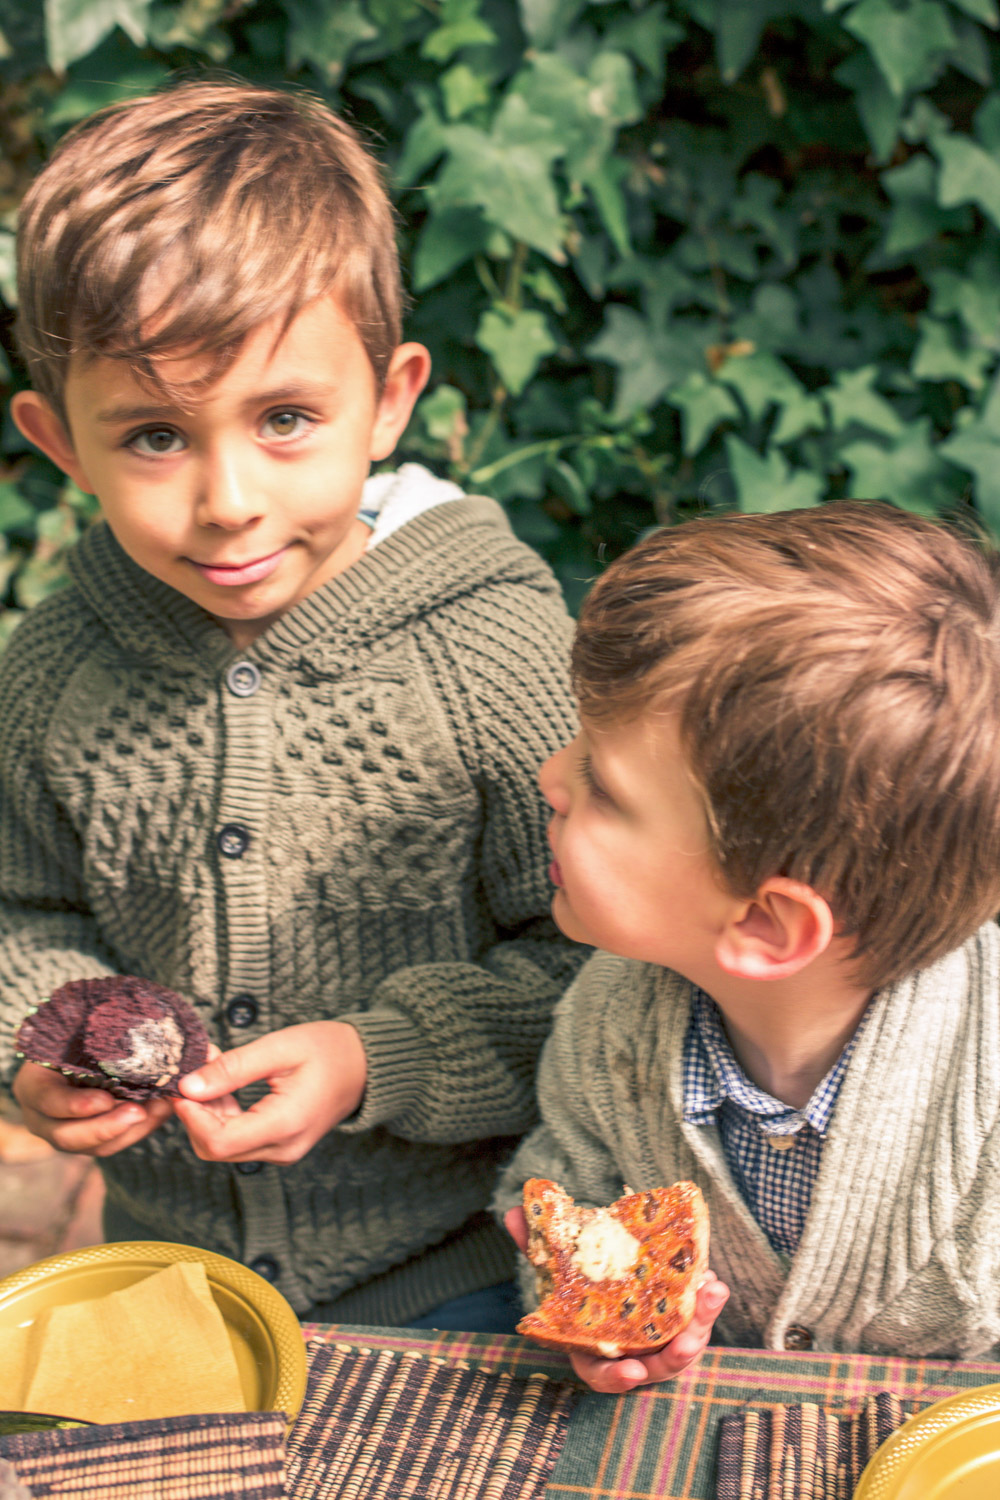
95, 401, 181, 424
251, 382, 336, 409
94, 383, 336, 426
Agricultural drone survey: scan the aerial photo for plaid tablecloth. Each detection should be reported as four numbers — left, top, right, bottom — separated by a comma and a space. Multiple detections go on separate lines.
306, 1326, 1000, 1500
5, 1323, 999, 1499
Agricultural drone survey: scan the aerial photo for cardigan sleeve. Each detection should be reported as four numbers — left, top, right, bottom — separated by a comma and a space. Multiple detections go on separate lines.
492, 955, 631, 1216
489, 956, 631, 1306
0, 605, 118, 1089
340, 572, 589, 1143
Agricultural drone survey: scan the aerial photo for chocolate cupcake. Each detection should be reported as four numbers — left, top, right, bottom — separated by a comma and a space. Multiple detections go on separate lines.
15, 976, 210, 1101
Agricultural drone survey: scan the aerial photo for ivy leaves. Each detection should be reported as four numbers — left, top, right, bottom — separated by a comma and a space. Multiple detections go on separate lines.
430, 109, 566, 262
44, 0, 151, 74
13, 0, 1000, 620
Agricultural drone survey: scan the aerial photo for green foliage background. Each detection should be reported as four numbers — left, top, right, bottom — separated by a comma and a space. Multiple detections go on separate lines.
0, 0, 998, 631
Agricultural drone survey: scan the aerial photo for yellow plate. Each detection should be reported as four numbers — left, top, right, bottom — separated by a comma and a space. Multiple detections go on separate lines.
854, 1384, 1000, 1499
0, 1411, 91, 1433
0, 1241, 307, 1426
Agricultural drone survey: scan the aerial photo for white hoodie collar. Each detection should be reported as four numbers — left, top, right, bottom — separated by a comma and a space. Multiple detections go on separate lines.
359, 463, 464, 550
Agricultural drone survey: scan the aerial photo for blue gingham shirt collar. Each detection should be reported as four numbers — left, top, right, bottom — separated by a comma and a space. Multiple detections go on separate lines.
683, 988, 865, 1138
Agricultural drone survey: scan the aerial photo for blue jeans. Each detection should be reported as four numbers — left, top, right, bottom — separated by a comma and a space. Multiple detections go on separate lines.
406, 1281, 522, 1334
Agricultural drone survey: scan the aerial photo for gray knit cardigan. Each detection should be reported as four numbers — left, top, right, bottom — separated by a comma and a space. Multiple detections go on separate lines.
0, 487, 583, 1322
495, 929, 1000, 1358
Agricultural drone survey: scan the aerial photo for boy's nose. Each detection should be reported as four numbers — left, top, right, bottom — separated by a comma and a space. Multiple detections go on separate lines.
539, 745, 571, 814
196, 452, 263, 529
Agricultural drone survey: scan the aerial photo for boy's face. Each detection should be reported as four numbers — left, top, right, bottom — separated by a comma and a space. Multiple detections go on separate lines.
14, 297, 429, 646
539, 712, 734, 982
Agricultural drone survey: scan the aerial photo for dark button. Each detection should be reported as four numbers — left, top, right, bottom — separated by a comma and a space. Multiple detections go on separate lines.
227, 995, 258, 1028
235, 1160, 263, 1175
250, 1255, 280, 1283
783, 1325, 813, 1351
217, 823, 250, 858
226, 660, 261, 698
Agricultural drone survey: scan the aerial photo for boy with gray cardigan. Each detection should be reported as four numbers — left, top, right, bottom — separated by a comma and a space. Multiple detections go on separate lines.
0, 80, 583, 1331
496, 502, 1000, 1390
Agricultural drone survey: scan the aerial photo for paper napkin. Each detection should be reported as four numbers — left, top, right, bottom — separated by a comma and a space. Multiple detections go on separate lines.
2, 1260, 246, 1422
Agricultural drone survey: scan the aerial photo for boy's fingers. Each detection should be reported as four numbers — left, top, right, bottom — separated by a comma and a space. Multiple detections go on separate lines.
645, 1328, 708, 1377
570, 1352, 649, 1394
43, 1098, 170, 1156
568, 1274, 730, 1392
37, 1086, 117, 1120
504, 1206, 529, 1252
641, 1276, 730, 1379
13, 1059, 174, 1157
14, 1061, 117, 1119
175, 1092, 293, 1161
689, 1274, 730, 1334
175, 1090, 242, 1125
179, 1037, 276, 1101
90, 1099, 174, 1156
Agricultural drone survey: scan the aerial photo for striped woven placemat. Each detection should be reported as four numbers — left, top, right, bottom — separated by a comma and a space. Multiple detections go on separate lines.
0, 1410, 287, 1499
285, 1338, 578, 1500
715, 1390, 914, 1498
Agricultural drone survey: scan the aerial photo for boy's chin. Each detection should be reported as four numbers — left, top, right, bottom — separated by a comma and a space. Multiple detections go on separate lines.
549, 893, 595, 949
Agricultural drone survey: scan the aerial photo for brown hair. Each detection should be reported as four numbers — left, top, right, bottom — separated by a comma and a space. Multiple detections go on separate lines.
15, 79, 404, 422
573, 502, 1000, 988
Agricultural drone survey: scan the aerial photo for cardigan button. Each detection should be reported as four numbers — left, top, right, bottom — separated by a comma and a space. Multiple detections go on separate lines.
226, 661, 261, 697
226, 995, 258, 1028
217, 823, 250, 858
783, 1325, 813, 1350
235, 1160, 263, 1175
250, 1255, 280, 1283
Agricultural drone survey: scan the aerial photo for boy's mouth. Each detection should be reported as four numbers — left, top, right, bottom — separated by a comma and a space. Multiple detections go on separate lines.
546, 825, 563, 887
188, 548, 287, 587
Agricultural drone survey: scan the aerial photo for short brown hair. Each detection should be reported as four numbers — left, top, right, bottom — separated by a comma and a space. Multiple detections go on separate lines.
574, 502, 1000, 988
15, 79, 404, 422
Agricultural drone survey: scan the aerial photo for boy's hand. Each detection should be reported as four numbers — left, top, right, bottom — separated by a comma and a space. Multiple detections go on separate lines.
503, 1205, 730, 1395
13, 1060, 173, 1157
504, 1203, 531, 1254
564, 1274, 729, 1393
174, 1020, 367, 1164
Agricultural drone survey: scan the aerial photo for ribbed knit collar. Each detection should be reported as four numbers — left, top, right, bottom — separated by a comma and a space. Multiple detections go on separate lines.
65, 475, 545, 671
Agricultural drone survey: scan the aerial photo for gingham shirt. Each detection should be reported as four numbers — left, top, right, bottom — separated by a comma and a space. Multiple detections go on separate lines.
683, 990, 868, 1258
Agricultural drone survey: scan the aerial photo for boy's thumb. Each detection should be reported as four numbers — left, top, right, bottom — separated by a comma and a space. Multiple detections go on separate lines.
179, 1042, 259, 1101
178, 1069, 211, 1099
177, 1041, 222, 1098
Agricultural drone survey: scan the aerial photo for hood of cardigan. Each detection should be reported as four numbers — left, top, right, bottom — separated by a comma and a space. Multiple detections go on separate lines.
64, 464, 562, 671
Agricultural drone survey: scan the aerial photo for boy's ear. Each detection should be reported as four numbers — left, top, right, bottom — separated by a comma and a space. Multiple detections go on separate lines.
714, 876, 834, 981
11, 391, 93, 492
369, 342, 432, 463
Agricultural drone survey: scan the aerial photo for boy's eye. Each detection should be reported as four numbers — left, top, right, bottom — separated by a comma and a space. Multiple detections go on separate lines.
263, 410, 309, 439
128, 426, 184, 456
579, 752, 612, 805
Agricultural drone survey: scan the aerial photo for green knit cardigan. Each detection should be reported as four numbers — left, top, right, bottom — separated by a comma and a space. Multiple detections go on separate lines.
0, 491, 584, 1321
